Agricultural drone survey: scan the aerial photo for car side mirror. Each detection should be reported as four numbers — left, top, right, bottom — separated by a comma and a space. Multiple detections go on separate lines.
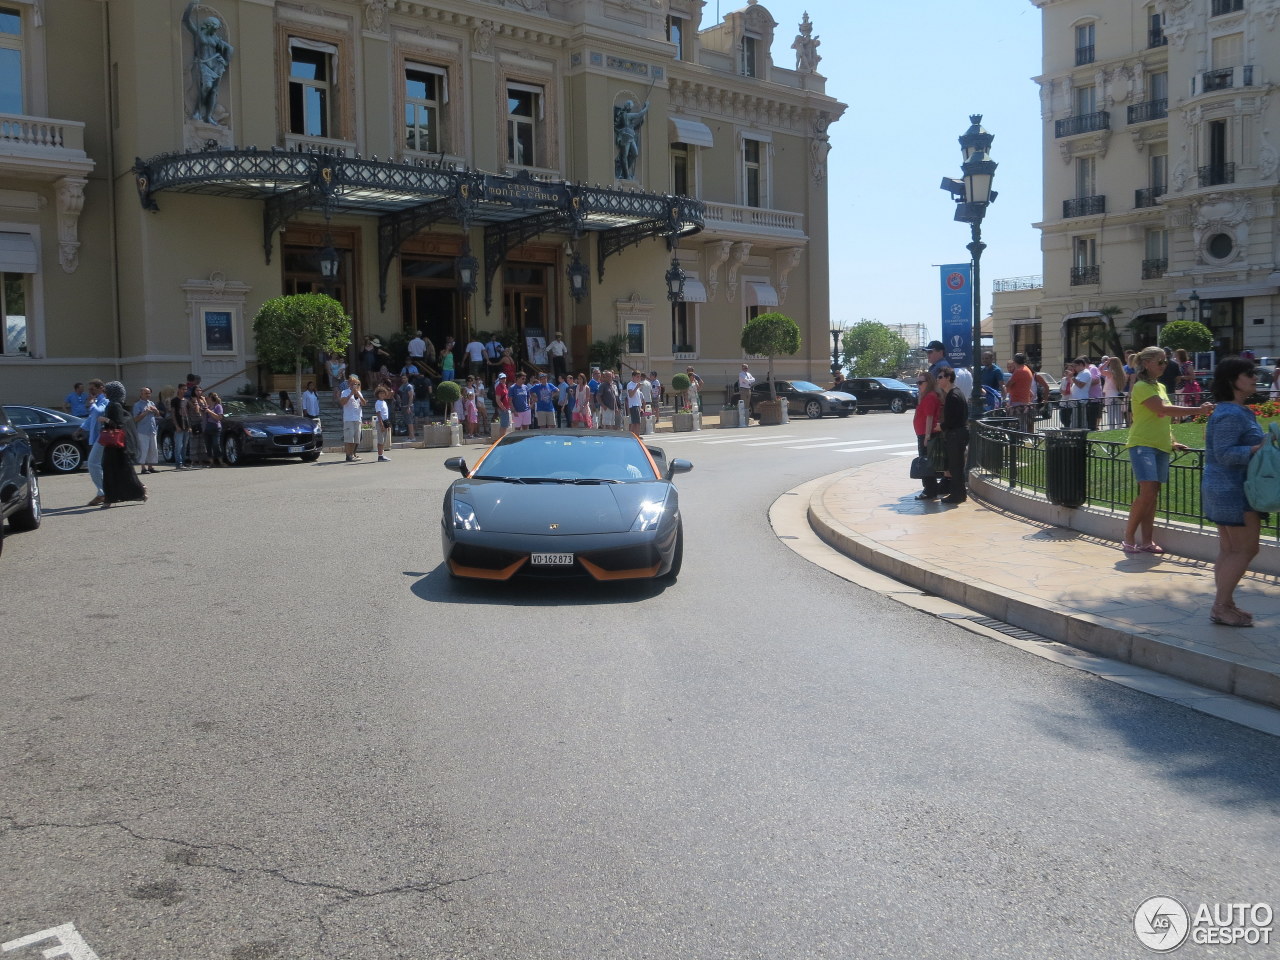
666, 458, 693, 478
444, 457, 469, 477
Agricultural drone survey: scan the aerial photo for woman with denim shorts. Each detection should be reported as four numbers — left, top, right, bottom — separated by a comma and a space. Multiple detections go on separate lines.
1122, 346, 1214, 554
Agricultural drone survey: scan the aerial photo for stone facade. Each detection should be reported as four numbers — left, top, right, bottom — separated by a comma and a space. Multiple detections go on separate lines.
994, 0, 1280, 374
0, 0, 845, 405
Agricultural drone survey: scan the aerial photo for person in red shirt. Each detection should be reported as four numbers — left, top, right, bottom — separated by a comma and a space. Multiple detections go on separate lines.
1006, 353, 1035, 434
912, 370, 943, 500
493, 372, 512, 438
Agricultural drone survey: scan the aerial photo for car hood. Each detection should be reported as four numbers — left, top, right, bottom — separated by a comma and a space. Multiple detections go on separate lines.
824, 391, 856, 401
229, 414, 316, 432
452, 479, 669, 534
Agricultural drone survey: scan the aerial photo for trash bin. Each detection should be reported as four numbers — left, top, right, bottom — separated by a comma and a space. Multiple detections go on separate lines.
1044, 429, 1088, 508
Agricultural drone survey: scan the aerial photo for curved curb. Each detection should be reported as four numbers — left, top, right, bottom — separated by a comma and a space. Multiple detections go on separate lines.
805, 467, 1280, 712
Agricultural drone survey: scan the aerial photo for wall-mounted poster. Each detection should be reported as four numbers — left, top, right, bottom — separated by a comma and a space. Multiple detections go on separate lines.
526, 335, 548, 366
202, 308, 235, 354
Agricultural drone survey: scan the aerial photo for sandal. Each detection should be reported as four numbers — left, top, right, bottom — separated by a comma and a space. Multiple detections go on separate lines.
1138, 543, 1165, 554
1121, 541, 1140, 554
1210, 605, 1253, 627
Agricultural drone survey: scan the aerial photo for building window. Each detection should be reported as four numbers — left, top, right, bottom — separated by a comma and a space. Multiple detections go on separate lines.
1211, 0, 1244, 16
1066, 316, 1108, 359
667, 16, 686, 60
507, 83, 543, 167
672, 301, 695, 354
404, 64, 447, 154
1074, 156, 1095, 199
1200, 118, 1233, 186
1201, 298, 1242, 355
625, 321, 645, 355
1150, 70, 1168, 105
1071, 236, 1098, 285
743, 137, 765, 208
1075, 23, 1095, 66
1143, 228, 1168, 279
288, 40, 337, 138
1074, 84, 1097, 117
1148, 7, 1167, 47
0, 5, 22, 115
741, 35, 758, 78
671, 144, 689, 196
2, 270, 27, 355
1012, 324, 1042, 368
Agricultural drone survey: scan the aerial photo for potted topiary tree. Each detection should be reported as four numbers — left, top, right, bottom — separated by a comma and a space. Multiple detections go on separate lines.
669, 372, 701, 432
423, 380, 462, 447
252, 293, 351, 410
1158, 319, 1213, 356
741, 312, 802, 426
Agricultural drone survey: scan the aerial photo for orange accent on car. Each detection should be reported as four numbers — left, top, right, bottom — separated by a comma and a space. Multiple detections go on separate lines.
447, 557, 527, 580
578, 557, 661, 580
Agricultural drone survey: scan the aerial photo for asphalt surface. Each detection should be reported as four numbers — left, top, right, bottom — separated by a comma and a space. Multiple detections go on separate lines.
2, 415, 1277, 960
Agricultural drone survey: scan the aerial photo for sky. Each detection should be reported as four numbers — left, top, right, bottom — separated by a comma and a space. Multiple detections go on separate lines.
713, 0, 1046, 342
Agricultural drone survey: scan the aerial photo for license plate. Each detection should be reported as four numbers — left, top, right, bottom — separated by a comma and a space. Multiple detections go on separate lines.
287, 445, 303, 453
530, 553, 574, 566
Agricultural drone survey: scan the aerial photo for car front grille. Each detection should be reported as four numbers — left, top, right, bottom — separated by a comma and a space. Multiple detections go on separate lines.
271, 432, 315, 447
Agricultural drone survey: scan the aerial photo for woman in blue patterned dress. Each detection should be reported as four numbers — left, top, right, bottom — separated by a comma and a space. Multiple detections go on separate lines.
1202, 357, 1265, 627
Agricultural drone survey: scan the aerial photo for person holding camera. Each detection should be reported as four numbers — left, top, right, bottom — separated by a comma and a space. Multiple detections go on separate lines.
341, 375, 365, 462
373, 383, 392, 462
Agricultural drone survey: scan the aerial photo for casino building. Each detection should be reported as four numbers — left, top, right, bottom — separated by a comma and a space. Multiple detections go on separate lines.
0, 0, 845, 402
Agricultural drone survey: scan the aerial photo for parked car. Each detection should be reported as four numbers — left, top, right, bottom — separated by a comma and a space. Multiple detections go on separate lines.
0, 406, 42, 557
158, 396, 323, 465
739, 380, 857, 419
843, 377, 918, 414
1, 404, 90, 473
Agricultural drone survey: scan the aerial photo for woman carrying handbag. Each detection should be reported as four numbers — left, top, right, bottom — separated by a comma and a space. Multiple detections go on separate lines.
99, 381, 147, 508
912, 370, 942, 500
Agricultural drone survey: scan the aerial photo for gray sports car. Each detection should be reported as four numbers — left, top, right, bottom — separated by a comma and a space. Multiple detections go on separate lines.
441, 430, 692, 582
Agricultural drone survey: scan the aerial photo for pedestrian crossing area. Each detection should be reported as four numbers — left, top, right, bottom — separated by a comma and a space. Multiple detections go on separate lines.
653, 431, 918, 456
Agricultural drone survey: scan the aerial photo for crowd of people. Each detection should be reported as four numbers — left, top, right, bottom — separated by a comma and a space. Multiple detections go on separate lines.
908, 340, 1274, 628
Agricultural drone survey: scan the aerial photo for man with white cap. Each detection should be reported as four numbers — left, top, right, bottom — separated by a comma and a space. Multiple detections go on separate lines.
493, 372, 512, 437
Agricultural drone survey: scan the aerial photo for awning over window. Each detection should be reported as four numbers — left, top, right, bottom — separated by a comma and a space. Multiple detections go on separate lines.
745, 282, 779, 307
669, 116, 714, 148
0, 232, 37, 273
680, 278, 707, 302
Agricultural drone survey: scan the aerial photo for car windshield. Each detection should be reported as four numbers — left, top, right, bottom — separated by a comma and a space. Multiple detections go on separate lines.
221, 398, 286, 416
471, 433, 658, 482
875, 379, 913, 390
4, 406, 68, 426
788, 380, 823, 392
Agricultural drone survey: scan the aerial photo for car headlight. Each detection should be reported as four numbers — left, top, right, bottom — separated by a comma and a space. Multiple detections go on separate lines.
452, 500, 481, 531
631, 499, 665, 532
243, 426, 268, 438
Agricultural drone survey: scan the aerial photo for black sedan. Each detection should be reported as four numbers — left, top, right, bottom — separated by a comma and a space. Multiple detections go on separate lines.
441, 430, 691, 582
742, 380, 857, 419
1, 405, 89, 473
844, 377, 918, 414
159, 396, 323, 465
0, 405, 41, 557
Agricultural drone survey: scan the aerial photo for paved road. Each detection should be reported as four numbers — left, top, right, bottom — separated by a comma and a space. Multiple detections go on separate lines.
2, 414, 1277, 960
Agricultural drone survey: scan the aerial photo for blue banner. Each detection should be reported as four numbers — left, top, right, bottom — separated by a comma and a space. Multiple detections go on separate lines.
939, 263, 973, 369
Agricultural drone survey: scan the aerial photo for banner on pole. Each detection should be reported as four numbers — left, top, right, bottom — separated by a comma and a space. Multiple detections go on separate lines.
939, 263, 973, 369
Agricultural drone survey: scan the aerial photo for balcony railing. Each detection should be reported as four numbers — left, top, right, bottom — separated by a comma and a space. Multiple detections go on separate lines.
993, 275, 1043, 293
1127, 98, 1168, 124
1142, 257, 1168, 280
1055, 111, 1110, 138
0, 113, 87, 153
1149, 28, 1168, 48
701, 201, 805, 238
1075, 45, 1095, 66
1212, 0, 1244, 15
1134, 185, 1166, 208
1198, 162, 1235, 187
1070, 265, 1099, 286
1199, 65, 1252, 94
1063, 195, 1106, 218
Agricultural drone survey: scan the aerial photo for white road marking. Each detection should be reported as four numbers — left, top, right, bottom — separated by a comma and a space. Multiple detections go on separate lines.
744, 437, 836, 446
699, 434, 799, 445
826, 442, 919, 453
3, 924, 101, 959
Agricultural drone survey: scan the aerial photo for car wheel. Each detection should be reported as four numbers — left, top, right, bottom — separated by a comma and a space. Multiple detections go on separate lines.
160, 433, 175, 464
8, 466, 41, 532
660, 524, 683, 582
804, 400, 823, 420
300, 451, 320, 462
890, 398, 907, 414
223, 435, 242, 465
47, 440, 84, 473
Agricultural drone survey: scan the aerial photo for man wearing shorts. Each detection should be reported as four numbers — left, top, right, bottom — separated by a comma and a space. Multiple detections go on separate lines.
494, 372, 512, 437
509, 372, 532, 430
340, 375, 365, 462
627, 370, 644, 435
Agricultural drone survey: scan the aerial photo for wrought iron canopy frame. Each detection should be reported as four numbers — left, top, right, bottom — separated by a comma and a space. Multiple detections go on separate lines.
133, 148, 704, 312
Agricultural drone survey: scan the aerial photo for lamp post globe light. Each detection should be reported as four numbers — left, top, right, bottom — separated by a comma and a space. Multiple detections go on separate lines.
941, 114, 998, 425
665, 255, 686, 304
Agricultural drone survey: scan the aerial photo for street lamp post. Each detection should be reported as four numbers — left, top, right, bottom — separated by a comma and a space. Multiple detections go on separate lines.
950, 115, 998, 425
830, 325, 842, 380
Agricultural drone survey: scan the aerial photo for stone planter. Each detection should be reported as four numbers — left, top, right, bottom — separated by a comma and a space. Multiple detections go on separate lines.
357, 424, 375, 452
672, 411, 702, 432
719, 406, 741, 428
420, 422, 462, 447
756, 399, 786, 426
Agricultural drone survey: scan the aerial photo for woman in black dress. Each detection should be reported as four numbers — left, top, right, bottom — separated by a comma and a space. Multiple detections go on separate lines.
100, 381, 147, 508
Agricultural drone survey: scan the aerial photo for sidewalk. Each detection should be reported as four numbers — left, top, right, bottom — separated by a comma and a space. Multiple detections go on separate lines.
807, 458, 1280, 711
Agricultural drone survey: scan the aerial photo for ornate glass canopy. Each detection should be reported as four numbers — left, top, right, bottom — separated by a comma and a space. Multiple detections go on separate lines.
133, 148, 704, 311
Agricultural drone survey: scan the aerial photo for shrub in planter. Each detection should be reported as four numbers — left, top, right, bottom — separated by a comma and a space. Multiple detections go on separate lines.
435, 379, 462, 417
670, 373, 691, 411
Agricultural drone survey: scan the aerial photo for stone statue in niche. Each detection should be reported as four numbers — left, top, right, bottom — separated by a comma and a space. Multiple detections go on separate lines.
184, 2, 234, 125
614, 98, 650, 180
792, 12, 820, 73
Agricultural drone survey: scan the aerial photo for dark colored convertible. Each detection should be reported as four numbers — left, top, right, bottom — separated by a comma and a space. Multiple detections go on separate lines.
441, 430, 691, 583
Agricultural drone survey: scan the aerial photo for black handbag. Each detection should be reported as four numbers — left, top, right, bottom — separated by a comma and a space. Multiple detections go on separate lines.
909, 455, 934, 480
926, 434, 947, 473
